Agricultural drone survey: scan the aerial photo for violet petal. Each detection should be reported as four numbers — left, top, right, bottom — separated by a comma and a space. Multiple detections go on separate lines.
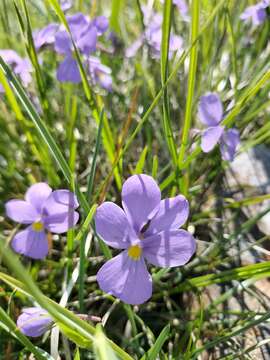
122, 174, 161, 234
143, 229, 196, 267
97, 251, 152, 305
11, 226, 49, 259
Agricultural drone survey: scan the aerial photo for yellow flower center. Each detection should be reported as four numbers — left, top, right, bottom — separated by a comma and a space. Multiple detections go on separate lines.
128, 245, 142, 260
32, 221, 44, 232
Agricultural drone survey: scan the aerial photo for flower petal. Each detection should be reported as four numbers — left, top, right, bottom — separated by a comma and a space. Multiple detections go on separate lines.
11, 227, 49, 259
201, 125, 224, 153
56, 56, 81, 83
67, 13, 89, 39
122, 174, 161, 233
25, 183, 52, 213
54, 30, 72, 55
77, 25, 97, 55
93, 16, 109, 35
220, 128, 240, 162
43, 190, 79, 233
145, 195, 189, 236
5, 200, 38, 224
44, 190, 79, 210
97, 251, 152, 305
33, 23, 59, 51
143, 229, 196, 268
95, 202, 135, 249
198, 93, 223, 126
44, 211, 79, 233
17, 307, 52, 337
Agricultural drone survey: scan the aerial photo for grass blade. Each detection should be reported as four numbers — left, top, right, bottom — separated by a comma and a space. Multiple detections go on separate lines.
140, 324, 170, 360
161, 0, 178, 165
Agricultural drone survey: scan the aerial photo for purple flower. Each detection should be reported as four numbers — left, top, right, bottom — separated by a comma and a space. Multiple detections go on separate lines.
60, 0, 73, 11
92, 16, 109, 36
88, 57, 112, 91
240, 1, 269, 26
126, 10, 183, 58
198, 93, 240, 162
33, 24, 59, 51
17, 307, 53, 337
5, 183, 79, 259
0, 50, 32, 90
53, 13, 104, 84
95, 174, 196, 305
54, 14, 98, 57
33, 13, 111, 86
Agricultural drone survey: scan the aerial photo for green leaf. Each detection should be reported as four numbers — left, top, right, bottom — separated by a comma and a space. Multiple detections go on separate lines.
74, 348, 81, 360
178, 0, 200, 171
140, 324, 170, 360
134, 146, 148, 174
110, 0, 123, 34
161, 0, 177, 165
57, 322, 92, 349
87, 108, 104, 199
94, 324, 119, 360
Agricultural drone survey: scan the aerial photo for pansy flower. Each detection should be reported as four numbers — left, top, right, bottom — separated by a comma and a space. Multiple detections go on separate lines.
95, 174, 196, 305
240, 0, 269, 26
17, 307, 53, 337
5, 183, 79, 259
198, 93, 240, 162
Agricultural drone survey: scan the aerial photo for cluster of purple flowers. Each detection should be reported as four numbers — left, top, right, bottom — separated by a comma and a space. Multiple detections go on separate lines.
33, 12, 112, 90
9, 174, 196, 335
126, 1, 185, 58
0, 50, 32, 93
198, 93, 240, 162
240, 0, 269, 26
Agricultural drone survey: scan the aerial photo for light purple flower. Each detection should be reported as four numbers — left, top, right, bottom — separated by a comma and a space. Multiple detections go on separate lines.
54, 13, 107, 84
33, 24, 59, 51
5, 183, 79, 259
54, 14, 97, 56
60, 0, 73, 11
240, 1, 269, 26
17, 307, 53, 337
198, 93, 240, 161
126, 10, 183, 58
88, 57, 112, 91
33, 13, 111, 86
95, 174, 196, 305
0, 50, 32, 90
92, 16, 109, 36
